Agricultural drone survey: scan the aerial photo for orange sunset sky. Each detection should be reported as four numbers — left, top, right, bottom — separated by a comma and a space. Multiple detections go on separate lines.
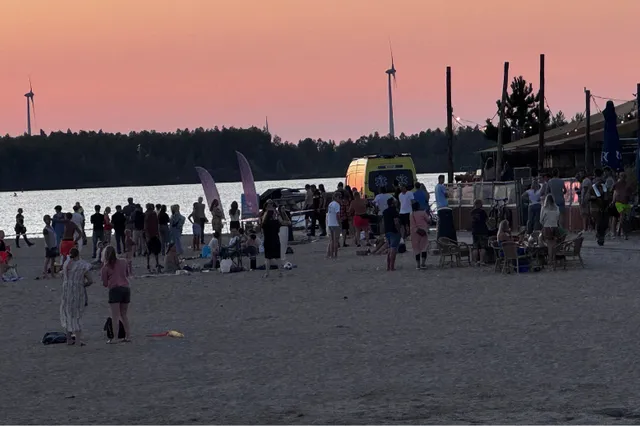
1, 0, 638, 143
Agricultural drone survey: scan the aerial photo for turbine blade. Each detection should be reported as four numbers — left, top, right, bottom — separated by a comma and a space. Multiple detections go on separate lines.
393, 73, 397, 88
388, 38, 395, 68
29, 76, 33, 92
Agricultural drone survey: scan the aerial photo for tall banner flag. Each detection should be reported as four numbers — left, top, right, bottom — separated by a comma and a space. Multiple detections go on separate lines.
195, 166, 223, 217
236, 151, 259, 217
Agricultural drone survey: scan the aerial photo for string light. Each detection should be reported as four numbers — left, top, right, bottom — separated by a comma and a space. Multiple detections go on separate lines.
591, 94, 637, 103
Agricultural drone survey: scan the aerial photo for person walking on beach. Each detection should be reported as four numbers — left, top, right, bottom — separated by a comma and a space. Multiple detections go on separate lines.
52, 205, 66, 249
210, 199, 224, 236
111, 205, 126, 254
132, 205, 146, 256
90, 205, 105, 259
410, 201, 429, 269
170, 204, 186, 255
14, 208, 34, 248
60, 247, 93, 346
383, 198, 401, 271
101, 246, 131, 343
158, 205, 170, 255
42, 215, 59, 278
547, 169, 566, 226
74, 202, 87, 246
326, 192, 341, 259
60, 213, 84, 264
144, 203, 162, 272
339, 188, 351, 247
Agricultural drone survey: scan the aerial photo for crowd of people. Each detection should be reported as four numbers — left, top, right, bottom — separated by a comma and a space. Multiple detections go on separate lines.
312, 177, 447, 271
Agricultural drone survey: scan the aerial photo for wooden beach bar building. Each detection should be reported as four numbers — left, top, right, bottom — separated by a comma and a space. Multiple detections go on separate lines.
478, 100, 638, 175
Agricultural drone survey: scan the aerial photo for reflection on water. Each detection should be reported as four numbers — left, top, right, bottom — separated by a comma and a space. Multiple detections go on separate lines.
1, 173, 442, 237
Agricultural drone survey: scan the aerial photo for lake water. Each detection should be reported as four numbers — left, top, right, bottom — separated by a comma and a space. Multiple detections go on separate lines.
1, 173, 442, 238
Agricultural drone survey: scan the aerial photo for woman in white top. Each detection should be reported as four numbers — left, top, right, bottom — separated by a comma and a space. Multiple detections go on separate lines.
540, 194, 560, 268
524, 181, 542, 234
277, 205, 292, 264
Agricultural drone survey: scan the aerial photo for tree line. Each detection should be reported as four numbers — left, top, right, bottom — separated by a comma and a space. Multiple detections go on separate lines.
0, 126, 492, 191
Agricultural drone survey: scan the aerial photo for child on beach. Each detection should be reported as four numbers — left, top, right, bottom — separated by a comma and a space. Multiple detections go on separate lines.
208, 231, 221, 270
164, 243, 181, 273
124, 229, 135, 275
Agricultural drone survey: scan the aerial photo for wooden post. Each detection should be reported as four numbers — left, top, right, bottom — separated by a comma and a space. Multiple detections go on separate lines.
636, 83, 639, 194
585, 89, 591, 172
496, 62, 509, 180
446, 66, 454, 184
538, 54, 545, 173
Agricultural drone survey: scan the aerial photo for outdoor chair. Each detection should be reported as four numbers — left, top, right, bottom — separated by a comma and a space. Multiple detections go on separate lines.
500, 241, 530, 274
489, 239, 504, 273
436, 238, 459, 268
439, 237, 471, 266
556, 236, 584, 269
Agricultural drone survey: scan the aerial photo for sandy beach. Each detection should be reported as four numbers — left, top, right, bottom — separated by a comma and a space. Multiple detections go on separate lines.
2, 232, 640, 424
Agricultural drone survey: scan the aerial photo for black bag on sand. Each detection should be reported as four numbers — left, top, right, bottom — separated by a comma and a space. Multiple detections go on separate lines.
42, 331, 67, 345
398, 242, 407, 253
104, 317, 126, 339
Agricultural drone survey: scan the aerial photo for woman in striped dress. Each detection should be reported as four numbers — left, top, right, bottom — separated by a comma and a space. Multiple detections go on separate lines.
60, 247, 93, 345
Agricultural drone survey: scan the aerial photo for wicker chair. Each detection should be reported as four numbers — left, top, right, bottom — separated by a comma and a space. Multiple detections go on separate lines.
500, 241, 529, 274
556, 236, 584, 269
439, 237, 471, 266
437, 238, 459, 268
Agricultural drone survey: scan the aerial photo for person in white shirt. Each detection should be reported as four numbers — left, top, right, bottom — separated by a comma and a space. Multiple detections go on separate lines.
373, 188, 393, 234
71, 206, 85, 252
540, 194, 560, 269
523, 181, 542, 234
326, 192, 341, 259
397, 186, 414, 238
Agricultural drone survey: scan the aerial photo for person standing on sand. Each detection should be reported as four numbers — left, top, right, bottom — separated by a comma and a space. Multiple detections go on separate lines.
144, 203, 162, 272
383, 198, 401, 271
60, 213, 84, 264
210, 199, 224, 236
122, 197, 136, 232
170, 204, 186, 255
589, 168, 610, 246
74, 202, 87, 246
103, 207, 113, 245
111, 205, 126, 254
397, 185, 414, 239
71, 206, 85, 253
410, 201, 429, 269
101, 246, 131, 344
52, 205, 66, 249
349, 191, 369, 247
339, 188, 351, 247
188, 202, 202, 252
228, 201, 241, 232
158, 205, 170, 255
540, 194, 560, 269
60, 247, 93, 346
277, 205, 292, 264
195, 197, 207, 244
90, 205, 105, 259
326, 192, 341, 259
42, 215, 59, 278
132, 205, 146, 256
14, 208, 34, 248
261, 200, 283, 277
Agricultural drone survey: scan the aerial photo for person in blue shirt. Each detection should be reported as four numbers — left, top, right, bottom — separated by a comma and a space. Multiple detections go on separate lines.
413, 183, 428, 211
434, 175, 448, 209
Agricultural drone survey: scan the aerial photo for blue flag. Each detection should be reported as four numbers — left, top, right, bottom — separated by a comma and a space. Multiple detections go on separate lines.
601, 101, 622, 171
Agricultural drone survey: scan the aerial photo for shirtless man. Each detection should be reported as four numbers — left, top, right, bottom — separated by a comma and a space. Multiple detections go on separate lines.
60, 212, 85, 264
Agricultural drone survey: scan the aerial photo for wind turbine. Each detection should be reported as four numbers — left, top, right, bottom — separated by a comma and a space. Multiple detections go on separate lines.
24, 78, 36, 136
385, 41, 397, 138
